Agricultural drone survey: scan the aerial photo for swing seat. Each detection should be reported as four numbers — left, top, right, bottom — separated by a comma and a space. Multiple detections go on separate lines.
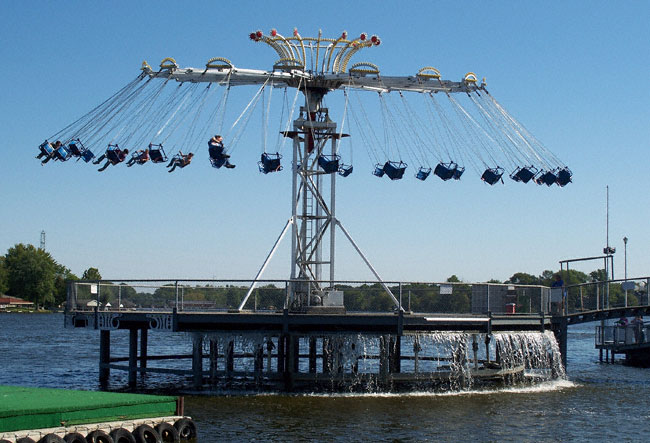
555, 167, 572, 187
373, 164, 385, 177
535, 170, 557, 186
38, 141, 54, 156
148, 144, 167, 163
384, 161, 407, 180
54, 145, 71, 161
510, 166, 537, 183
258, 152, 282, 174
452, 166, 465, 180
434, 162, 457, 181
338, 164, 353, 177
131, 150, 149, 165
210, 156, 226, 169
105, 145, 121, 164
481, 167, 504, 185
415, 167, 432, 181
318, 154, 341, 174
67, 140, 85, 157
81, 149, 95, 163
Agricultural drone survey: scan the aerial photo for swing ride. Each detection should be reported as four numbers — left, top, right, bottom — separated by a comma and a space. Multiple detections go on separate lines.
39, 28, 572, 312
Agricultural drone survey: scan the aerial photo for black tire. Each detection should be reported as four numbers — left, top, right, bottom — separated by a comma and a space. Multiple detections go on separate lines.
109, 429, 136, 443
132, 425, 161, 443
0, 439, 13, 443
86, 430, 114, 443
154, 423, 180, 443
173, 419, 196, 442
64, 433, 88, 443
39, 435, 65, 443
16, 439, 36, 443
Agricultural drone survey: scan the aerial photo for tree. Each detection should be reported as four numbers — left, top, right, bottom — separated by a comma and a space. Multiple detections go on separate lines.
54, 264, 78, 307
0, 256, 8, 294
82, 267, 102, 280
507, 272, 540, 285
4, 243, 58, 308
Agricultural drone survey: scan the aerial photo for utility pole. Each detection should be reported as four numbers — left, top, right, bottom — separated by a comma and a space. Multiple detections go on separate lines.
623, 237, 627, 308
40, 230, 46, 250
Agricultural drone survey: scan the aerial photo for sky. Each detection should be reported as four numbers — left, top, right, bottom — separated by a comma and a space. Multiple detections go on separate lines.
1, 1, 649, 284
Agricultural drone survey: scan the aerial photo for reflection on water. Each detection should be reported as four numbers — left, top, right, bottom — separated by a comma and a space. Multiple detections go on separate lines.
1, 314, 650, 440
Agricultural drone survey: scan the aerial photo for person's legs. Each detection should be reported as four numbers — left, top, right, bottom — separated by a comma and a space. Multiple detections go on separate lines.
98, 161, 111, 172
93, 154, 106, 165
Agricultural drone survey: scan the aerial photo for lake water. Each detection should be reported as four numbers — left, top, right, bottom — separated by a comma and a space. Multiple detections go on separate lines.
1, 313, 649, 441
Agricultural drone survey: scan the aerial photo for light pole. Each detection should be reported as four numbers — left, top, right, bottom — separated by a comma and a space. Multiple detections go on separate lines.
623, 237, 627, 308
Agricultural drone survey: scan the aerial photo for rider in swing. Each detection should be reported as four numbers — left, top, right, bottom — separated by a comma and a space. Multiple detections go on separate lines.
208, 135, 235, 168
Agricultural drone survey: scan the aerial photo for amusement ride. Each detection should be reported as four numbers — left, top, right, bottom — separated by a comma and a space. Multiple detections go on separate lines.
37, 28, 572, 312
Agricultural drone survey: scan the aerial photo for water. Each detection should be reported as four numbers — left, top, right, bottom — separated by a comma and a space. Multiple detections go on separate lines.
2, 313, 650, 441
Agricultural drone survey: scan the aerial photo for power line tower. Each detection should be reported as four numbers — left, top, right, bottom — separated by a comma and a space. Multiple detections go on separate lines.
40, 230, 46, 250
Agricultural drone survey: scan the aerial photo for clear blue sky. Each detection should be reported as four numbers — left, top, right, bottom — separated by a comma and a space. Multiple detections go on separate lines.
1, 1, 649, 283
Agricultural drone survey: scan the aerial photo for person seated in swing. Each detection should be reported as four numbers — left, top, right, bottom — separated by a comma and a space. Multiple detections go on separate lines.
127, 149, 149, 167
208, 135, 235, 168
38, 141, 61, 165
167, 152, 194, 172
95, 147, 129, 171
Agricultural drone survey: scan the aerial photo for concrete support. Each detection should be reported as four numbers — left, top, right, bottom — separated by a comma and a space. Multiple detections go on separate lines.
266, 337, 274, 373
309, 336, 317, 373
285, 334, 296, 391
379, 335, 389, 382
322, 338, 331, 374
99, 330, 110, 387
390, 336, 401, 373
278, 335, 286, 373
254, 342, 264, 383
128, 328, 138, 388
139, 328, 148, 372
226, 340, 234, 377
209, 337, 218, 384
192, 334, 203, 388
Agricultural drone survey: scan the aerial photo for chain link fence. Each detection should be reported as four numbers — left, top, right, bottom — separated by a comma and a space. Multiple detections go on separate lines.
67, 279, 557, 315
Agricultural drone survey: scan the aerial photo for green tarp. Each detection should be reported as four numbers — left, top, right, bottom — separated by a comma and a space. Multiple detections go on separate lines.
0, 385, 177, 432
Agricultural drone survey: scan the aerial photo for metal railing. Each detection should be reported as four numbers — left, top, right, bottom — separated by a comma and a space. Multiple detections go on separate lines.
65, 279, 553, 315
595, 325, 649, 346
564, 277, 650, 315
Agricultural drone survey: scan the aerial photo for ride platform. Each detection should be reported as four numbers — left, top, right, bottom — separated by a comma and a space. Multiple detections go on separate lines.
0, 385, 185, 441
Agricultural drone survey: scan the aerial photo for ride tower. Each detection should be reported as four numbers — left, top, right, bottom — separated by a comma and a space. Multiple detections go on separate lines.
133, 28, 510, 310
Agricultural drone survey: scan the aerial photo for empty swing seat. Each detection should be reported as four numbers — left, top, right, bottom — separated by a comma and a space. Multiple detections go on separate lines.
383, 161, 407, 180
81, 149, 95, 163
434, 162, 457, 181
148, 144, 167, 163
555, 167, 573, 187
373, 163, 385, 177
481, 167, 504, 185
535, 170, 557, 186
452, 165, 465, 180
338, 164, 353, 177
415, 167, 432, 181
258, 152, 282, 174
510, 166, 537, 183
317, 154, 341, 174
